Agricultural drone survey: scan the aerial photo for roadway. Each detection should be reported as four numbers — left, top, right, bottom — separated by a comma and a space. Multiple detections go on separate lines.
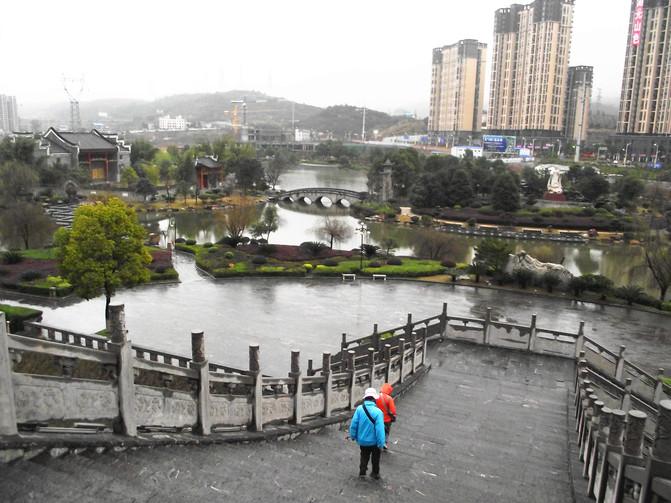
0, 340, 584, 503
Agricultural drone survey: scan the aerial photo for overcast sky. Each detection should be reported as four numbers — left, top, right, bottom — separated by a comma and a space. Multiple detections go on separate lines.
2, 1, 630, 117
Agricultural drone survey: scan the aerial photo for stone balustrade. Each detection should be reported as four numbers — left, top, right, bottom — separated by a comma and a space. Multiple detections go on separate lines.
2, 299, 670, 481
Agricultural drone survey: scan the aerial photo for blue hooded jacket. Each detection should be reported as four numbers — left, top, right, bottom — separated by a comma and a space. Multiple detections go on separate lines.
349, 399, 386, 448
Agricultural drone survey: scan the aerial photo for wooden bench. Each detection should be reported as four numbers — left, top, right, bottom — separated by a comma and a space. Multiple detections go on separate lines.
372, 274, 387, 281
342, 273, 356, 281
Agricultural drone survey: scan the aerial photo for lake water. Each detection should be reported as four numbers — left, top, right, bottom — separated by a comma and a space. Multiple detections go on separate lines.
138, 163, 660, 297
4, 252, 668, 377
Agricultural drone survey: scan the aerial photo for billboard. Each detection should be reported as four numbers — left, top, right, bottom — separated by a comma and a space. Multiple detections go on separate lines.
632, 0, 645, 46
483, 135, 516, 154
483, 135, 507, 152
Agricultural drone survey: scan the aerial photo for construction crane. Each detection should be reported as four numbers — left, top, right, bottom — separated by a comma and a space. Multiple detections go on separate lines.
63, 75, 85, 131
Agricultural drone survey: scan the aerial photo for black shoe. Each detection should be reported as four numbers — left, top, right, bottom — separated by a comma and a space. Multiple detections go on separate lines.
359, 473, 366, 479
371, 473, 380, 480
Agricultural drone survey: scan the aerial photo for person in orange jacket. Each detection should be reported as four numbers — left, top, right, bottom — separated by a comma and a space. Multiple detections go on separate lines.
375, 382, 396, 451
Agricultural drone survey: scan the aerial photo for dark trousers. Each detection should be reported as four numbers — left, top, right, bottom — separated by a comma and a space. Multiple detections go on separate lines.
359, 445, 381, 475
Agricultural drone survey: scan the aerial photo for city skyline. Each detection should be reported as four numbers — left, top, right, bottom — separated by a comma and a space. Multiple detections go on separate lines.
2, 1, 629, 117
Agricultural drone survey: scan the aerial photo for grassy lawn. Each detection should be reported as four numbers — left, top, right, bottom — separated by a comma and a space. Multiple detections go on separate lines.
176, 242, 445, 279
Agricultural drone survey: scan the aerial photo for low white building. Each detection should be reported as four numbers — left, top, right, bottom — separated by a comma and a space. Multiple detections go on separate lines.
158, 115, 187, 131
450, 146, 483, 158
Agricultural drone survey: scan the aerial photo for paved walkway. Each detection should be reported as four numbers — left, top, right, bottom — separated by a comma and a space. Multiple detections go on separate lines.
0, 340, 579, 502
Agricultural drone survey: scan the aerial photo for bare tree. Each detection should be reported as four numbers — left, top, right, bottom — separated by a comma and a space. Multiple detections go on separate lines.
314, 216, 352, 249
216, 205, 257, 241
0, 201, 57, 249
644, 235, 671, 301
415, 229, 458, 260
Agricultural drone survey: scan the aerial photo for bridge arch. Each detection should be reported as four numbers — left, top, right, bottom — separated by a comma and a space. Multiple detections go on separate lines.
278, 187, 367, 207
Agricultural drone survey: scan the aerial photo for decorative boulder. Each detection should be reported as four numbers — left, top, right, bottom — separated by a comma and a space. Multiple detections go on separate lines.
504, 250, 573, 287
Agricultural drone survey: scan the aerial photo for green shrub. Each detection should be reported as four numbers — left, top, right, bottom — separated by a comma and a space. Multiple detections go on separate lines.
440, 259, 456, 268
259, 244, 277, 255
386, 257, 403, 266
466, 217, 477, 227
368, 261, 382, 268
2, 250, 24, 265
303, 263, 313, 271
322, 259, 338, 267
20, 271, 43, 281
185, 239, 197, 246
661, 302, 671, 312
252, 255, 267, 265
207, 247, 216, 253
0, 304, 43, 333
203, 242, 213, 248
224, 251, 234, 259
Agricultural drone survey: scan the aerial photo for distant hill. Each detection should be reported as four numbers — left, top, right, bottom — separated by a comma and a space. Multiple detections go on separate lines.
20, 91, 426, 141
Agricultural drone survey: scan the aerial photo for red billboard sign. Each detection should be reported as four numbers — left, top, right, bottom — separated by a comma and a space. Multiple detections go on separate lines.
632, 0, 645, 46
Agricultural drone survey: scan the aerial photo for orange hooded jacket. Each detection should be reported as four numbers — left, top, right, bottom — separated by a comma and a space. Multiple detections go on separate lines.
375, 383, 396, 423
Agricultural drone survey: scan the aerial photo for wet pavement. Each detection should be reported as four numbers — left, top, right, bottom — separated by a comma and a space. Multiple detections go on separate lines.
0, 340, 579, 503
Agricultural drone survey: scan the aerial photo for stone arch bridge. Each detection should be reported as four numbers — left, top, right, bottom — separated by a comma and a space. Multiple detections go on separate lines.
276, 187, 368, 207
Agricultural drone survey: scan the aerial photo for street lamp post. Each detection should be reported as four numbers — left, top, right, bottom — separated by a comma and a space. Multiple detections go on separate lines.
355, 220, 368, 271
654, 143, 659, 165
624, 143, 631, 165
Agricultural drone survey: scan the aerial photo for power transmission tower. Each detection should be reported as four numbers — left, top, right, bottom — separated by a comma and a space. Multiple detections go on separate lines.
63, 75, 85, 131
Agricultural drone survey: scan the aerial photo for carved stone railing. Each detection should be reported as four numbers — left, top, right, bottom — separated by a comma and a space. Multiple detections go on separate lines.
0, 303, 429, 441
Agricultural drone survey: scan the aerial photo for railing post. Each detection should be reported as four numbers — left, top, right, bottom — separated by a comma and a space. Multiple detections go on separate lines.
384, 344, 392, 383
108, 304, 136, 437
484, 307, 491, 345
322, 353, 332, 418
340, 333, 348, 372
289, 350, 303, 425
0, 313, 18, 436
621, 378, 633, 411
653, 368, 665, 404
421, 328, 428, 367
348, 350, 357, 409
575, 321, 585, 358
639, 400, 671, 503
372, 324, 380, 352
615, 345, 626, 381
191, 329, 211, 435
368, 348, 376, 389
528, 314, 537, 352
411, 330, 418, 373
405, 314, 413, 339
249, 344, 263, 431
398, 338, 406, 384
439, 302, 447, 339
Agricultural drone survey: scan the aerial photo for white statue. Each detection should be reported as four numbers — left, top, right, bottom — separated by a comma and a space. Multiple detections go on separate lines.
547, 168, 563, 194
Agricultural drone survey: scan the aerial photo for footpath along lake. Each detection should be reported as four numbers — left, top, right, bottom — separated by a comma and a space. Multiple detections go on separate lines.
4, 252, 669, 377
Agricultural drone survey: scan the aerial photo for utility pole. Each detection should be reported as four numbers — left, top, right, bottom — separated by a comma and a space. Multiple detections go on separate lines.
574, 79, 587, 163
361, 106, 366, 142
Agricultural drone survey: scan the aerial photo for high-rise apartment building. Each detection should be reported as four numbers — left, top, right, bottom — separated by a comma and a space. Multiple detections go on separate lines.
0, 95, 19, 135
429, 39, 487, 140
488, 0, 575, 139
618, 0, 671, 136
564, 66, 593, 142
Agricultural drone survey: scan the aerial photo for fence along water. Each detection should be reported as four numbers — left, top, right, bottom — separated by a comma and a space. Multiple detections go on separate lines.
1, 302, 669, 460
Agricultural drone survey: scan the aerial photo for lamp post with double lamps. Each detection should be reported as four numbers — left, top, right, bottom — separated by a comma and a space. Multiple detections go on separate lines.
355, 220, 369, 271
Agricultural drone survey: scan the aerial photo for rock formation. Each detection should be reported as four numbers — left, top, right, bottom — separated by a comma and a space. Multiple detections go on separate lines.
504, 250, 573, 286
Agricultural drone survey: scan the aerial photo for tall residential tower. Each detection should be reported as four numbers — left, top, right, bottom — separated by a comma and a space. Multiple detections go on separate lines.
612, 0, 671, 164
618, 0, 671, 136
0, 95, 19, 135
488, 0, 575, 141
429, 39, 487, 143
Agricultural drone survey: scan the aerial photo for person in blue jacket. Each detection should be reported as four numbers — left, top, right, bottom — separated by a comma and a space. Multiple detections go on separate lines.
349, 387, 386, 479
